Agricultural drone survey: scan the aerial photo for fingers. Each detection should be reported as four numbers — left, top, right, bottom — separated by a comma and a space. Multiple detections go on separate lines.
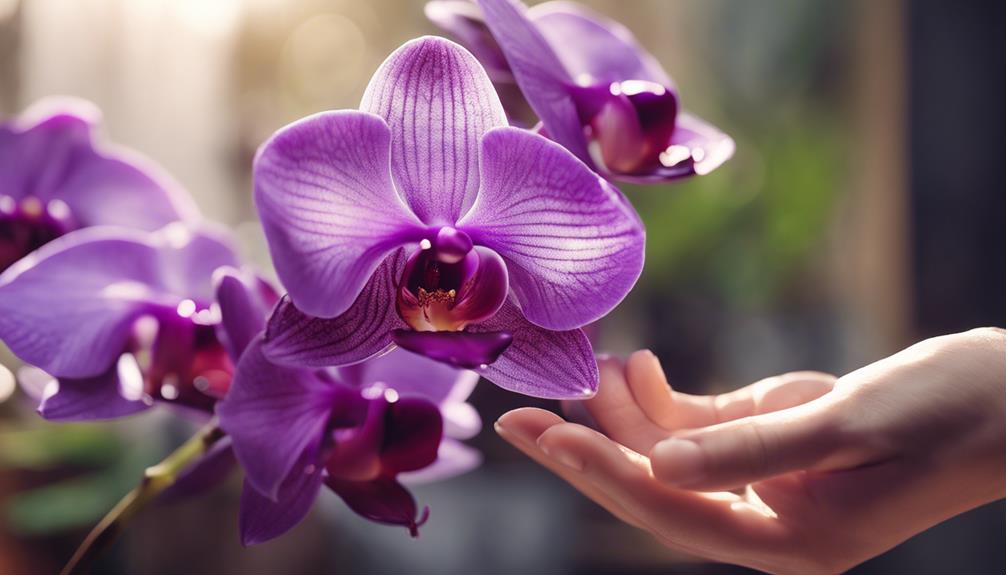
650, 398, 846, 491
621, 351, 837, 430
530, 418, 787, 555
581, 356, 670, 453
624, 350, 677, 428
494, 408, 647, 529
728, 371, 837, 418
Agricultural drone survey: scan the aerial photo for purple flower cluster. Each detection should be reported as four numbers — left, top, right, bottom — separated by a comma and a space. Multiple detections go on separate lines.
428, 0, 735, 182
0, 0, 731, 546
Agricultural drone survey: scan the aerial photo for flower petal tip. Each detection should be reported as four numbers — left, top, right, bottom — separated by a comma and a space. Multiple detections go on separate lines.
409, 506, 431, 538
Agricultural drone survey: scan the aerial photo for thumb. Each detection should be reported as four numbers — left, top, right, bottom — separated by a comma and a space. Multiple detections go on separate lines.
649, 398, 847, 491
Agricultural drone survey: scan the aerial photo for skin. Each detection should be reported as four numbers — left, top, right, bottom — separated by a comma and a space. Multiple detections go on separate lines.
495, 327, 1006, 574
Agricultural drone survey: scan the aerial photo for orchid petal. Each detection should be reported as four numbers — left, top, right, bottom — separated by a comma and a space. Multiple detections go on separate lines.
217, 340, 338, 500
669, 112, 737, 177
400, 439, 482, 484
530, 1, 672, 86
325, 476, 429, 537
391, 330, 513, 370
38, 358, 150, 421
360, 36, 507, 224
56, 146, 197, 231
609, 112, 736, 183
0, 100, 95, 203
0, 225, 237, 378
475, 0, 589, 163
442, 370, 482, 440
460, 126, 644, 330
0, 98, 197, 229
380, 397, 443, 475
239, 455, 324, 546
442, 397, 482, 440
425, 1, 514, 82
214, 267, 276, 360
470, 300, 598, 399
353, 346, 474, 406
254, 110, 424, 318
262, 250, 406, 368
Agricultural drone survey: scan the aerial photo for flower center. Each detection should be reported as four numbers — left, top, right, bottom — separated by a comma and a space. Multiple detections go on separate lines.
396, 227, 508, 332
0, 195, 77, 272
571, 80, 681, 175
135, 304, 234, 412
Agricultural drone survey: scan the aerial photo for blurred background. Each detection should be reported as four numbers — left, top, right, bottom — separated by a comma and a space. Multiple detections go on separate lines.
1, 0, 1004, 573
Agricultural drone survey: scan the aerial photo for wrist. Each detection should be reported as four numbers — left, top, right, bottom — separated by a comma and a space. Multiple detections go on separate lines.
964, 328, 1006, 500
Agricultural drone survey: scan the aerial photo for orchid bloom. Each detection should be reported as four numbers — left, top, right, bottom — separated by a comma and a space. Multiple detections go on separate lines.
218, 343, 481, 544
254, 36, 644, 399
0, 223, 256, 420
427, 0, 735, 182
0, 98, 197, 272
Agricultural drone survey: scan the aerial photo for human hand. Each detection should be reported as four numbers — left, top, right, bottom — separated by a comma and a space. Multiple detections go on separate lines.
495, 328, 1006, 574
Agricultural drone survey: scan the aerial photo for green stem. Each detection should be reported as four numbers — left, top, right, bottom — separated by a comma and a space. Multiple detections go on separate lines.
59, 421, 226, 575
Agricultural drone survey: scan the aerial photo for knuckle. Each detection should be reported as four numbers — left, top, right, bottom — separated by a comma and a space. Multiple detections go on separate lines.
735, 420, 770, 478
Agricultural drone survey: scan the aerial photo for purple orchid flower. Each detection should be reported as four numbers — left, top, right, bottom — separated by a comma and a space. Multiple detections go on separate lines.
0, 97, 197, 272
0, 223, 258, 421
253, 36, 645, 399
427, 0, 735, 183
217, 343, 481, 544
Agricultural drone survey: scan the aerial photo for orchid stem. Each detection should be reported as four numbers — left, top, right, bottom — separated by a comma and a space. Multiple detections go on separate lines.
59, 421, 226, 575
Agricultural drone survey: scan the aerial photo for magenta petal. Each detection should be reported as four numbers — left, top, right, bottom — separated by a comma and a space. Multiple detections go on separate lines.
360, 36, 507, 223
460, 127, 645, 330
425, 1, 514, 83
400, 439, 482, 484
0, 225, 237, 378
254, 110, 424, 319
441, 386, 482, 440
216, 340, 337, 500
609, 112, 736, 183
56, 147, 197, 231
38, 359, 150, 422
530, 2, 672, 86
326, 395, 385, 482
391, 330, 513, 370
0, 100, 95, 204
325, 476, 429, 537
469, 301, 598, 399
668, 112, 736, 177
381, 397, 443, 475
475, 0, 589, 163
451, 246, 509, 325
213, 267, 276, 360
262, 251, 406, 368
239, 456, 324, 546
0, 97, 197, 230
348, 347, 475, 406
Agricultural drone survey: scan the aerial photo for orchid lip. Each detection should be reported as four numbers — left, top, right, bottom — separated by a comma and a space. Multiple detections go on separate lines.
321, 394, 442, 536
392, 329, 513, 369
397, 230, 508, 332
569, 79, 681, 176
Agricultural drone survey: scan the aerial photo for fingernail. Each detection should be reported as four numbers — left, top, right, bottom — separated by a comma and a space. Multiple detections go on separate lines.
494, 417, 537, 446
652, 438, 705, 485
538, 442, 585, 472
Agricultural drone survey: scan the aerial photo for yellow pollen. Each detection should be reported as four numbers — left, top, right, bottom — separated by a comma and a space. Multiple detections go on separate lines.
417, 287, 456, 307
